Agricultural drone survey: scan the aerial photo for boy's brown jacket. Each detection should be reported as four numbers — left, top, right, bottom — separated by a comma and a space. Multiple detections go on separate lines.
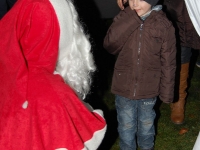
104, 6, 176, 103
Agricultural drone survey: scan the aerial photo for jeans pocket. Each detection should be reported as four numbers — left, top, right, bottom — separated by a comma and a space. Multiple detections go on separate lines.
140, 97, 157, 112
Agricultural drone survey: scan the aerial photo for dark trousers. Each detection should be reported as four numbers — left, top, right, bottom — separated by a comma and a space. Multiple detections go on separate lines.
181, 46, 192, 64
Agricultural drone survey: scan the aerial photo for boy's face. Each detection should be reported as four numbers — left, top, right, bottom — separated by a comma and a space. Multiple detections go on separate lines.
128, 0, 151, 16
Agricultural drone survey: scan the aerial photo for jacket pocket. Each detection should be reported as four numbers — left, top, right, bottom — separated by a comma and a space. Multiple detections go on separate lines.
112, 69, 130, 92
140, 69, 161, 95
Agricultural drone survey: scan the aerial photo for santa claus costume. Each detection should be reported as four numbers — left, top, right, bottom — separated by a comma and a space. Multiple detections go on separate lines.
0, 0, 106, 149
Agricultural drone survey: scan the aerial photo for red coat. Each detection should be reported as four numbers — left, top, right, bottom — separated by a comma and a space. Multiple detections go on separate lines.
0, 0, 106, 149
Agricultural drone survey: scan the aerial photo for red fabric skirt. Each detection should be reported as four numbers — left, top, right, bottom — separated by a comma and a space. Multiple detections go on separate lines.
0, 72, 106, 150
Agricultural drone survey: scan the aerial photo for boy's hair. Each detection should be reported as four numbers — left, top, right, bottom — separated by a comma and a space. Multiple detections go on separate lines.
145, 0, 159, 6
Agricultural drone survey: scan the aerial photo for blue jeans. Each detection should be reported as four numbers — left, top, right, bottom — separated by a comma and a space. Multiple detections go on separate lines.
115, 95, 156, 150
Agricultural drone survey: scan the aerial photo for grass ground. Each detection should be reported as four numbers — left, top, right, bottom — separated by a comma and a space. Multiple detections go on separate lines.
94, 55, 200, 150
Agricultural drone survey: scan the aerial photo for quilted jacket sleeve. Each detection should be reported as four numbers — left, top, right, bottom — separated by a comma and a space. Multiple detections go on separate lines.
103, 6, 141, 55
159, 24, 176, 103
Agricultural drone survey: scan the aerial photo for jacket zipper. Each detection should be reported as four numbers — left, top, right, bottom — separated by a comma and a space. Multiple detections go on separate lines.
133, 23, 143, 97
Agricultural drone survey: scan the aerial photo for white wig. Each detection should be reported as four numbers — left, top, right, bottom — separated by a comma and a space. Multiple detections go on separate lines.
51, 0, 96, 99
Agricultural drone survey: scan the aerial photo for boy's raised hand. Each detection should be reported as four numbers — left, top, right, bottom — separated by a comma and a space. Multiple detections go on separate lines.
117, 0, 128, 10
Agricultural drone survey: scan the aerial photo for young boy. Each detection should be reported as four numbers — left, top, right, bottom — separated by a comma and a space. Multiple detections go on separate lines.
104, 0, 176, 149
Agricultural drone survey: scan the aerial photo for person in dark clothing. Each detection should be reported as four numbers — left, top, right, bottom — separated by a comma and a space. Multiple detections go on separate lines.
163, 0, 200, 125
0, 0, 16, 19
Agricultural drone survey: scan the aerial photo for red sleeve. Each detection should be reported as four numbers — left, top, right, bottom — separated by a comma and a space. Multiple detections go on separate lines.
18, 2, 60, 69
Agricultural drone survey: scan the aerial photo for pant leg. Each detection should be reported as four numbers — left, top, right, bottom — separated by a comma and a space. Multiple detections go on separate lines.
137, 97, 157, 150
115, 95, 137, 150
181, 46, 192, 64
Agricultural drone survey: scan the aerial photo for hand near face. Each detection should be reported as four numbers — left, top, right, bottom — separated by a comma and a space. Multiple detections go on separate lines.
117, 0, 128, 10
117, 0, 151, 16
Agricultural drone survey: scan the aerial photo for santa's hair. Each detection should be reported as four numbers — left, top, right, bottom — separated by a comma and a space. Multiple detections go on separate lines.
55, 0, 96, 99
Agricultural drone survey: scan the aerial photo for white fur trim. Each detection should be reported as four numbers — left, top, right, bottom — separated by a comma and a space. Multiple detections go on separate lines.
22, 101, 28, 109
82, 125, 107, 150
93, 109, 104, 118
193, 132, 200, 150
81, 110, 106, 150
